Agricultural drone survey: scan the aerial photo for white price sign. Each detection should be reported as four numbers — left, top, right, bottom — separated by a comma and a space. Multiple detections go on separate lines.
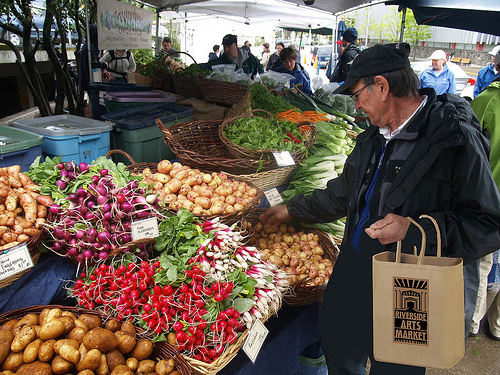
264, 188, 284, 207
243, 319, 269, 363
131, 217, 159, 241
272, 151, 295, 167
0, 243, 34, 281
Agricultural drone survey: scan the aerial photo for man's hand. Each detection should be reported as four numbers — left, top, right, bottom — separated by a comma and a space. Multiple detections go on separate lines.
260, 205, 291, 229
365, 213, 410, 245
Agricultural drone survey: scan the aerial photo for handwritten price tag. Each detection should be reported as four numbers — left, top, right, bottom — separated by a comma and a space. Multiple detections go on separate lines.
243, 319, 269, 363
264, 188, 284, 207
0, 243, 34, 281
273, 151, 295, 167
131, 217, 159, 241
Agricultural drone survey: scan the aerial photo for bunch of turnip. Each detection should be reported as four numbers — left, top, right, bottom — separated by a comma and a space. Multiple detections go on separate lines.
249, 222, 334, 286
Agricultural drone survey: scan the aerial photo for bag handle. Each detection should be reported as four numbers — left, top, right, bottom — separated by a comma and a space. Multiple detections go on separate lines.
396, 215, 442, 265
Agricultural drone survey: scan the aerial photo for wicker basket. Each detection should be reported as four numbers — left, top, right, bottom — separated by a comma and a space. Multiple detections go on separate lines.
226, 167, 297, 191
241, 210, 339, 306
127, 70, 152, 86
0, 223, 47, 290
200, 80, 249, 107
0, 305, 193, 375
224, 90, 252, 119
219, 109, 317, 162
172, 74, 205, 100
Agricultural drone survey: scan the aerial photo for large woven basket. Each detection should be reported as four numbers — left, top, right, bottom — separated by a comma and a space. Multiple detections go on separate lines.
0, 223, 47, 290
242, 210, 339, 306
219, 109, 317, 162
105, 149, 264, 223
153, 70, 176, 92
200, 80, 249, 107
126, 70, 152, 86
0, 305, 193, 375
172, 74, 205, 100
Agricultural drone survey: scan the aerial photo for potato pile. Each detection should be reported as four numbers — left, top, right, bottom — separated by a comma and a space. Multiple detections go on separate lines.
0, 165, 53, 251
0, 308, 181, 375
140, 160, 259, 216
250, 222, 334, 287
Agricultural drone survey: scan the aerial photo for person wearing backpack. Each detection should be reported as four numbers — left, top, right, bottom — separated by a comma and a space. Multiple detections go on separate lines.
99, 49, 136, 82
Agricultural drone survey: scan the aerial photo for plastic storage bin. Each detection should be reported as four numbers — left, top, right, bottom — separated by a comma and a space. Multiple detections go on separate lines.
101, 103, 194, 164
88, 82, 150, 120
103, 91, 177, 114
12, 115, 113, 164
0, 125, 44, 172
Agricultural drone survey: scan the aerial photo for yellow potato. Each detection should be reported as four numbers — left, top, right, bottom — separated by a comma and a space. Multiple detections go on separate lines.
38, 308, 50, 326
110, 364, 133, 375
54, 339, 80, 353
44, 308, 62, 323
76, 349, 101, 372
1, 352, 24, 372
135, 359, 155, 375
15, 361, 52, 375
59, 343, 81, 364
104, 319, 121, 332
23, 338, 43, 363
119, 321, 136, 338
38, 339, 56, 362
13, 314, 39, 331
51, 355, 74, 375
125, 357, 138, 371
74, 319, 90, 332
156, 358, 176, 375
39, 319, 65, 341
0, 329, 14, 364
61, 311, 77, 321
77, 370, 96, 375
78, 314, 102, 330
1, 319, 18, 332
114, 330, 136, 354
67, 327, 88, 344
11, 325, 36, 352
59, 315, 76, 336
129, 339, 153, 361
32, 325, 41, 338
105, 349, 125, 371
83, 327, 118, 353
95, 353, 109, 375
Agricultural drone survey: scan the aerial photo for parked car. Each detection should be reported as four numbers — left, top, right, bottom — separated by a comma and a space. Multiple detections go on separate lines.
315, 45, 332, 68
411, 60, 475, 99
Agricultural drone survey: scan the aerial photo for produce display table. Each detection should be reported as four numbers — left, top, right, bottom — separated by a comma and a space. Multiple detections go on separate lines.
218, 303, 324, 375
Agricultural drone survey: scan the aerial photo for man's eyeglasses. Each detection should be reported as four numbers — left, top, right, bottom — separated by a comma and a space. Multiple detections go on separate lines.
350, 84, 371, 101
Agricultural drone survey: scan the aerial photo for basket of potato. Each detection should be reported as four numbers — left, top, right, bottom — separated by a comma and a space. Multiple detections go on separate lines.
247, 214, 339, 306
0, 165, 54, 289
0, 305, 193, 375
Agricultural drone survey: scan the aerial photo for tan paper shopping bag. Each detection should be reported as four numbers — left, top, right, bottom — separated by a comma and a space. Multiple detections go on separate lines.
372, 215, 464, 369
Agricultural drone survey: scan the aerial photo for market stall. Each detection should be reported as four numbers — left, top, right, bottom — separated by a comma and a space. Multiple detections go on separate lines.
0, 57, 363, 373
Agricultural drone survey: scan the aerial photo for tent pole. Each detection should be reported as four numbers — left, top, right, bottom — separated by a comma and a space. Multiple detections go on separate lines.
155, 8, 160, 55
85, 0, 92, 83
399, 7, 407, 43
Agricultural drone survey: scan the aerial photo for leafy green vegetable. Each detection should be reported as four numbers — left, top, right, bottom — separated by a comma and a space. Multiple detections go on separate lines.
249, 83, 295, 114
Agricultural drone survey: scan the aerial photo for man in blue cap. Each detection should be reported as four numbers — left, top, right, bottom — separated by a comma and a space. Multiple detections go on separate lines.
329, 27, 360, 84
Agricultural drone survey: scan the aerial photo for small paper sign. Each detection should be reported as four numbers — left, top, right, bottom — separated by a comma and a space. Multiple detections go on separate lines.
131, 217, 159, 241
264, 188, 284, 207
243, 319, 269, 363
273, 151, 295, 167
0, 243, 34, 281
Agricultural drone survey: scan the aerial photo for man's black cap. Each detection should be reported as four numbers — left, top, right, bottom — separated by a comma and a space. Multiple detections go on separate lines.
333, 43, 411, 95
222, 34, 238, 47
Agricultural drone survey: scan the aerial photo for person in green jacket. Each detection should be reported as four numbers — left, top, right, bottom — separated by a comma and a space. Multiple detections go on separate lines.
469, 52, 500, 341
199, 34, 263, 79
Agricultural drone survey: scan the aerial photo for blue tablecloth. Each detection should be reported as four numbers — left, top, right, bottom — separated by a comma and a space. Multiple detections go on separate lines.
0, 252, 78, 314
219, 303, 323, 375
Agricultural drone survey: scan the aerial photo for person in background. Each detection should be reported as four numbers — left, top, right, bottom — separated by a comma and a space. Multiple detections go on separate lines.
266, 42, 284, 71
474, 45, 500, 98
99, 49, 135, 83
329, 27, 360, 84
261, 43, 500, 375
469, 53, 500, 340
272, 47, 312, 96
161, 37, 179, 57
261, 42, 271, 68
418, 49, 456, 94
200, 34, 263, 79
241, 40, 252, 52
209, 44, 220, 61
327, 40, 346, 82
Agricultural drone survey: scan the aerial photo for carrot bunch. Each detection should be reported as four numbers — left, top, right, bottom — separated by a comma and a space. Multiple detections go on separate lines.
276, 109, 329, 124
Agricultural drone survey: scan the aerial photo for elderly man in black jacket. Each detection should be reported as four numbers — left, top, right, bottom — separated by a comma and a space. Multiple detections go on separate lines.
263, 43, 500, 375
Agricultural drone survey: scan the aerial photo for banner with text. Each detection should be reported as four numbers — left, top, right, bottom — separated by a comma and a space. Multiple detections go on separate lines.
97, 0, 154, 50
